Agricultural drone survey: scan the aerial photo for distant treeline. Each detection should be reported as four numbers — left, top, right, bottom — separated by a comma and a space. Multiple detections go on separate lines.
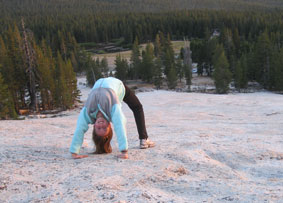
1, 0, 283, 44
1, 0, 283, 15
1, 9, 283, 45
1, 0, 283, 119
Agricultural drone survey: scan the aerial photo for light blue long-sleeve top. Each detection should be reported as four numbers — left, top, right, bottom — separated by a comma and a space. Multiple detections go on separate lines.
69, 77, 127, 154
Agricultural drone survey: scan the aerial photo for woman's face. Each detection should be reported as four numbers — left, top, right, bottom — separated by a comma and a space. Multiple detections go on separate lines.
94, 116, 110, 137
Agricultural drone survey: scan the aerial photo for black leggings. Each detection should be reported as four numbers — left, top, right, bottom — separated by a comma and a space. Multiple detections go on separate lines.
123, 84, 148, 140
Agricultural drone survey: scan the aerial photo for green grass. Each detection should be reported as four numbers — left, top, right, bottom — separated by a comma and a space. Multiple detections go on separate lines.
92, 41, 186, 68
79, 42, 97, 49
93, 41, 185, 58
110, 37, 125, 46
172, 41, 186, 53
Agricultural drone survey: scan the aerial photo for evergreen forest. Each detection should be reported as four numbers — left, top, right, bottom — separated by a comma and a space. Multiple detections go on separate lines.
1, 0, 283, 119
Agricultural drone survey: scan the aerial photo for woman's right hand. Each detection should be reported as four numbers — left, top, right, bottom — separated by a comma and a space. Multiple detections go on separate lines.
71, 153, 88, 159
118, 151, 128, 159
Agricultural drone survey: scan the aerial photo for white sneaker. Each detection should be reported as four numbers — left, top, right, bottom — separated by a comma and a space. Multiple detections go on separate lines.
140, 139, 155, 149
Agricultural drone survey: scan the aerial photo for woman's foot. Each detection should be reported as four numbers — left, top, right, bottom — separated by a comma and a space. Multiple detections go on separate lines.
140, 139, 155, 149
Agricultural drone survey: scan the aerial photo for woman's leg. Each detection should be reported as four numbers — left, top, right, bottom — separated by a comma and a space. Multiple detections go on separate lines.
123, 84, 148, 140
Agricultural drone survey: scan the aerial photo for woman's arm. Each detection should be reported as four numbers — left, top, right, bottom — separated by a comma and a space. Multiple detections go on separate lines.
111, 103, 128, 152
70, 107, 92, 156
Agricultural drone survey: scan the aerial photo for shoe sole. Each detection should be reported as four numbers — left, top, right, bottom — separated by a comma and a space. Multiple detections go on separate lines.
140, 144, 155, 149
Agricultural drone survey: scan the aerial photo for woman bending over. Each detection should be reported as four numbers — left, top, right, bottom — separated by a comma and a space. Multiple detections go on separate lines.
69, 77, 155, 159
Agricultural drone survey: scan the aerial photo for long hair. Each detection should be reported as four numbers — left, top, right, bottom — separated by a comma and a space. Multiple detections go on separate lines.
92, 125, 113, 154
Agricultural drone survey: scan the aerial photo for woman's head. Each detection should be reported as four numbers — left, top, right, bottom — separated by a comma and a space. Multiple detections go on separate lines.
93, 116, 111, 136
92, 123, 113, 154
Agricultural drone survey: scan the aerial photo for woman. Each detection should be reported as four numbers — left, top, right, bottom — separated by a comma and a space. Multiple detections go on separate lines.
69, 77, 155, 159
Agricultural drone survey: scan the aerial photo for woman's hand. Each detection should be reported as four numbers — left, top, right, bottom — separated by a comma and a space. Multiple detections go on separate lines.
71, 153, 88, 159
118, 151, 128, 159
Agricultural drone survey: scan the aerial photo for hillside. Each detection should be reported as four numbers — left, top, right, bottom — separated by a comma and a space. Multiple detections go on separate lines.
0, 77, 282, 202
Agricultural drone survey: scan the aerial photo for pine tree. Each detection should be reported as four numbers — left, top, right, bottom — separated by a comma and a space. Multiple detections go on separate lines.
66, 32, 79, 57
63, 59, 78, 108
0, 36, 10, 81
190, 39, 205, 75
115, 54, 128, 81
100, 57, 109, 77
164, 49, 173, 78
221, 28, 236, 73
273, 47, 283, 91
54, 52, 68, 109
183, 40, 192, 86
70, 51, 78, 72
162, 34, 175, 77
95, 57, 100, 69
234, 60, 243, 90
153, 57, 163, 89
213, 44, 232, 94
246, 49, 256, 82
234, 55, 248, 91
0, 71, 17, 119
232, 28, 241, 58
85, 54, 101, 87
167, 67, 177, 89
42, 40, 57, 108
205, 38, 218, 76
140, 42, 155, 82
60, 36, 67, 61
76, 50, 90, 74
184, 64, 192, 87
6, 24, 27, 111
35, 43, 55, 109
154, 33, 162, 57
21, 18, 38, 111
123, 25, 133, 44
175, 56, 184, 82
254, 30, 272, 89
130, 36, 141, 79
